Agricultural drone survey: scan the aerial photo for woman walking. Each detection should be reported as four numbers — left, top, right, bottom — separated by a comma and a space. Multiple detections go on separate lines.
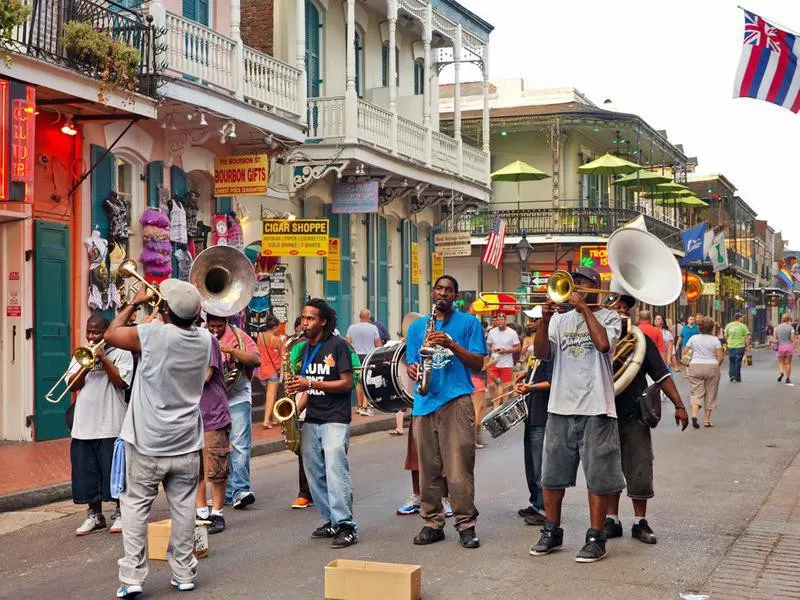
773, 313, 797, 385
655, 314, 675, 370
683, 317, 724, 429
257, 316, 285, 429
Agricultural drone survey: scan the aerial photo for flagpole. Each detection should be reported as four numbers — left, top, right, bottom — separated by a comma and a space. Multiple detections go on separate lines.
737, 5, 800, 37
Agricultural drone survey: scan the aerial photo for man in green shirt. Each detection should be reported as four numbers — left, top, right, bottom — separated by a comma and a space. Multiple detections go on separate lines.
724, 313, 750, 383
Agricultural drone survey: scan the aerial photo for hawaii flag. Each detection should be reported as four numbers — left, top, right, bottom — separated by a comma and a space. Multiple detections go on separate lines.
733, 10, 800, 112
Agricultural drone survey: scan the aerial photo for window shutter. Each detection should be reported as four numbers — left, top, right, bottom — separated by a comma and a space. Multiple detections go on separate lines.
216, 197, 232, 213
146, 161, 163, 208
402, 219, 411, 315
377, 216, 389, 326
90, 145, 115, 239
170, 166, 188, 199
324, 208, 352, 331
197, 0, 209, 26
182, 0, 196, 21
367, 214, 376, 317
305, 1, 321, 98
381, 44, 389, 87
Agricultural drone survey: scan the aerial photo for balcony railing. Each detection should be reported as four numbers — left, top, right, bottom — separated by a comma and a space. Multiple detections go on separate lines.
5, 0, 159, 98
444, 208, 683, 250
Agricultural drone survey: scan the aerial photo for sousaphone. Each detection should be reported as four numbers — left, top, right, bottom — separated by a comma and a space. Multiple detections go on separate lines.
190, 246, 256, 317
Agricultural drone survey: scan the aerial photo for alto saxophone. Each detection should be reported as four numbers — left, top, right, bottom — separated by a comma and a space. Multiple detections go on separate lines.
273, 332, 304, 455
417, 304, 438, 395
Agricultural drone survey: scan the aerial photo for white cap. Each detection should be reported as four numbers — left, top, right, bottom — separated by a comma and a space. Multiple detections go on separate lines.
523, 306, 543, 319
160, 279, 202, 320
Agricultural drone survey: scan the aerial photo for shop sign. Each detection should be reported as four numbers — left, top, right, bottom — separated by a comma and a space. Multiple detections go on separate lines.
702, 282, 717, 296
261, 219, 329, 257
578, 245, 612, 281
434, 232, 472, 257
332, 180, 379, 214
11, 86, 35, 187
0, 80, 8, 200
6, 290, 20, 317
432, 252, 445, 281
326, 237, 341, 281
213, 154, 269, 196
411, 243, 419, 285
714, 298, 722, 310
8, 271, 19, 281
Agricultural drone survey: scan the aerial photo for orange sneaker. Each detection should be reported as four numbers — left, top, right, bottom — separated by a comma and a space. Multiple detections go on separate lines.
291, 497, 313, 509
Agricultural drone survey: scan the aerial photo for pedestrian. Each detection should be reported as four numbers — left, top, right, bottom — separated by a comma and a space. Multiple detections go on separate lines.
371, 316, 390, 344
676, 315, 698, 355
514, 305, 552, 527
256, 315, 285, 429
405, 274, 487, 549
683, 317, 724, 428
195, 330, 231, 535
655, 315, 678, 372
69, 314, 133, 537
723, 313, 751, 383
529, 267, 624, 563
471, 355, 491, 449
105, 279, 211, 597
206, 314, 261, 509
604, 295, 688, 545
286, 298, 358, 548
635, 310, 666, 363
774, 313, 797, 385
486, 313, 521, 409
346, 309, 382, 417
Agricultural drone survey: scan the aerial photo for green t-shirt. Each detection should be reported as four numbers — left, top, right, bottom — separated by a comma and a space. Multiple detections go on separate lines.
724, 321, 750, 348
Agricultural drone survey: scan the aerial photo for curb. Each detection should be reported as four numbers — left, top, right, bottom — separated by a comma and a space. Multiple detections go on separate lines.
0, 414, 398, 513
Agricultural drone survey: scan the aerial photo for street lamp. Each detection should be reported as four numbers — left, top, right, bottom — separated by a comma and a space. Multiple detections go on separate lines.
515, 232, 532, 265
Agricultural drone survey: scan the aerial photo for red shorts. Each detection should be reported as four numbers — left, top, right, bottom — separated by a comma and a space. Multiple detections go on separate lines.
487, 366, 513, 385
777, 344, 795, 359
471, 374, 486, 392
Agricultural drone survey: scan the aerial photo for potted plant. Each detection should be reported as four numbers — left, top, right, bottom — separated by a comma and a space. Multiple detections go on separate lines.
0, 0, 31, 55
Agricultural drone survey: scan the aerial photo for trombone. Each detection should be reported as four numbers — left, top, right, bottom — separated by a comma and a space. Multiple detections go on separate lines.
117, 259, 163, 307
478, 271, 619, 309
45, 341, 106, 404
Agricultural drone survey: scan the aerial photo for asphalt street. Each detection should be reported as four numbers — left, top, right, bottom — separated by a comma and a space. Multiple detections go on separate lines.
1, 349, 799, 600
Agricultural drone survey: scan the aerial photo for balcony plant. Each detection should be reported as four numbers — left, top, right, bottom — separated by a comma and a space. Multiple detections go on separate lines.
0, 0, 31, 62
61, 21, 140, 104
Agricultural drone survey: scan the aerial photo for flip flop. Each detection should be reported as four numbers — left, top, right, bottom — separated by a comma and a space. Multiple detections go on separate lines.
388, 429, 404, 436
704, 422, 713, 428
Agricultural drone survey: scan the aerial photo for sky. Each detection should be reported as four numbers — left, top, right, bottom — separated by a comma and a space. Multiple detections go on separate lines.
453, 0, 800, 248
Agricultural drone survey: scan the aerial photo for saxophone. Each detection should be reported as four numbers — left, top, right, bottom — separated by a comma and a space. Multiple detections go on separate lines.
273, 332, 304, 455
417, 304, 438, 395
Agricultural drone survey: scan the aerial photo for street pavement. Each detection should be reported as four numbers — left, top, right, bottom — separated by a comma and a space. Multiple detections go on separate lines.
1, 349, 799, 600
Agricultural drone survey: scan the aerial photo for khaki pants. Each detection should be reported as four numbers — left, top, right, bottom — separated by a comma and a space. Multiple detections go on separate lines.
413, 394, 478, 531
687, 363, 721, 410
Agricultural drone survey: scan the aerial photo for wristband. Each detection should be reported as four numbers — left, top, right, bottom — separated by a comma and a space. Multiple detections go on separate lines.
307, 379, 313, 391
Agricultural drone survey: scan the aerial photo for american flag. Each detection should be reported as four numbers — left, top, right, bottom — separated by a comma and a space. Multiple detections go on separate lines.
481, 215, 506, 270
733, 10, 800, 112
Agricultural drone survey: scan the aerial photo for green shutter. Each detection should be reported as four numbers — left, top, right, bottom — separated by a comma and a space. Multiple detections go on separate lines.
183, 0, 208, 25
368, 215, 376, 317
90, 145, 115, 238
381, 44, 388, 87
216, 197, 232, 213
146, 161, 163, 208
377, 215, 388, 325
305, 1, 321, 98
402, 220, 411, 315
170, 165, 188, 199
323, 208, 352, 331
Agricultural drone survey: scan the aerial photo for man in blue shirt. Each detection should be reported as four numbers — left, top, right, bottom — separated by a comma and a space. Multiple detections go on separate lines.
406, 275, 487, 549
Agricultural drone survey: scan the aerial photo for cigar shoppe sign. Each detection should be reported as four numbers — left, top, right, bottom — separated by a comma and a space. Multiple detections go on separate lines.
213, 154, 269, 196
261, 219, 329, 257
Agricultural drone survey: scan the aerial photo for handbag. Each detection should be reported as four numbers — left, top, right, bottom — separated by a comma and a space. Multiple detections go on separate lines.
637, 383, 662, 428
680, 348, 693, 367
772, 341, 779, 351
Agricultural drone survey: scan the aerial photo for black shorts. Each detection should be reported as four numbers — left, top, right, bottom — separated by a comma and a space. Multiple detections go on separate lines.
70, 437, 116, 505
619, 417, 654, 499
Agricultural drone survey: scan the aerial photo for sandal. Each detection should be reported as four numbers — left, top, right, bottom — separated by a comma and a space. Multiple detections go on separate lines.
388, 429, 404, 436
704, 422, 713, 428
262, 423, 273, 430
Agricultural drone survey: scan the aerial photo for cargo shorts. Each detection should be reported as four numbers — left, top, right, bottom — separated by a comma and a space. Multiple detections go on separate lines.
618, 417, 654, 500
199, 428, 231, 483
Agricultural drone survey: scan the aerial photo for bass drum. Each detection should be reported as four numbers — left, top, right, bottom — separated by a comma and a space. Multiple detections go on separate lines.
360, 343, 415, 413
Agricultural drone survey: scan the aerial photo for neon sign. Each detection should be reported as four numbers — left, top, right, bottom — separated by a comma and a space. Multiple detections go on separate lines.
11, 87, 35, 186
0, 80, 8, 201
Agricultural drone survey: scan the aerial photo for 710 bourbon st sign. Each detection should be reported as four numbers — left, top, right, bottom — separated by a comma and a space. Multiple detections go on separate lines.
214, 154, 269, 196
261, 219, 329, 257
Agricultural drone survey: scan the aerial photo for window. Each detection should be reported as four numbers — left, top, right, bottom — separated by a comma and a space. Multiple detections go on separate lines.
113, 156, 144, 269
182, 0, 209, 26
354, 30, 364, 98
413, 60, 424, 95
381, 44, 399, 88
305, 0, 322, 98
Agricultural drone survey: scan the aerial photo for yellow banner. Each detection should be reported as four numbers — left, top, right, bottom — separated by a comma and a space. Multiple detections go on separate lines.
214, 154, 269, 196
432, 252, 445, 282
262, 219, 329, 257
327, 237, 341, 281
411, 243, 420, 285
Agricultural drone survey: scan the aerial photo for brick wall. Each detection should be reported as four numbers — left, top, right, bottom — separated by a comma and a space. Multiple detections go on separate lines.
241, 0, 274, 56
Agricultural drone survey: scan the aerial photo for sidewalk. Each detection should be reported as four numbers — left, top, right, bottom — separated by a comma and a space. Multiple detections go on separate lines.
0, 410, 397, 513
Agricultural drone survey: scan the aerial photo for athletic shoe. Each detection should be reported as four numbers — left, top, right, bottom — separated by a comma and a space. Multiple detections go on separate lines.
208, 514, 225, 535
170, 579, 196, 591
575, 528, 607, 563
330, 525, 358, 549
109, 512, 123, 534
75, 513, 106, 536
603, 517, 623, 539
232, 490, 255, 509
396, 495, 421, 515
458, 527, 480, 549
529, 522, 564, 556
787, 378, 793, 385
312, 522, 337, 538
442, 497, 454, 518
116, 585, 143, 599
778, 373, 784, 382
292, 497, 313, 509
413, 526, 445, 545
631, 519, 657, 544
523, 512, 547, 526
357, 407, 367, 416
518, 506, 538, 519
365, 408, 374, 417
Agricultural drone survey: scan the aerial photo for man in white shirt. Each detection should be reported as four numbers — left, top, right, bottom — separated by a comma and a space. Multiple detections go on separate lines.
486, 313, 521, 408
346, 309, 382, 416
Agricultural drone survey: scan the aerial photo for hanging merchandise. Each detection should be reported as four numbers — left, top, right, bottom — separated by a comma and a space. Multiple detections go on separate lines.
212, 214, 229, 245
103, 191, 130, 245
169, 198, 188, 244
175, 247, 192, 281
85, 229, 109, 310
185, 190, 200, 239
140, 208, 172, 282
227, 213, 244, 251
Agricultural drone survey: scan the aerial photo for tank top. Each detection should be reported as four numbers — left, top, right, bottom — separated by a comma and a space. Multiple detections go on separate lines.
257, 333, 282, 380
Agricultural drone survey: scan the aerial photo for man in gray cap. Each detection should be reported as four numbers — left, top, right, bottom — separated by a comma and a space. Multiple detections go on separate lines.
105, 279, 213, 598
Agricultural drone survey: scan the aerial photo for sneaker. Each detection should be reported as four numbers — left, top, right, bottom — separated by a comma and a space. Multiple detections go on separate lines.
603, 517, 623, 539
529, 522, 564, 556
631, 518, 657, 544
413, 526, 445, 545
75, 513, 106, 536
330, 525, 358, 549
396, 495, 421, 515
208, 514, 225, 535
518, 506, 538, 519
778, 373, 784, 382
109, 513, 123, 534
523, 512, 547, 526
116, 585, 143, 599
170, 579, 196, 591
787, 378, 793, 386
357, 407, 367, 416
442, 497, 454, 518
458, 526, 480, 549
292, 497, 312, 509
232, 490, 255, 509
312, 522, 337, 538
474, 441, 486, 449
575, 528, 607, 563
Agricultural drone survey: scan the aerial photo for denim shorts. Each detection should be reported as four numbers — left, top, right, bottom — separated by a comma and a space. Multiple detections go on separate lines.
542, 413, 625, 495
618, 417, 654, 499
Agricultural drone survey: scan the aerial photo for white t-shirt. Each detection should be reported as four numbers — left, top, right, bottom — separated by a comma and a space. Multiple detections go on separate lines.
547, 308, 622, 417
486, 326, 519, 368
686, 334, 721, 365
346, 322, 381, 355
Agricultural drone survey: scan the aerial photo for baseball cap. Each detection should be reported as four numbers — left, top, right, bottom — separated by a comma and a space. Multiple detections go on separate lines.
523, 306, 543, 319
570, 266, 601, 287
159, 279, 202, 320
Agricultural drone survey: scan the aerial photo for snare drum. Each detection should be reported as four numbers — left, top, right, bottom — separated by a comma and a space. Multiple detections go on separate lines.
360, 343, 415, 413
481, 395, 528, 438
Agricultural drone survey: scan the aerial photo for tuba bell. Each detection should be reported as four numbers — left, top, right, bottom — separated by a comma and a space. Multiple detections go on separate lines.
190, 246, 256, 317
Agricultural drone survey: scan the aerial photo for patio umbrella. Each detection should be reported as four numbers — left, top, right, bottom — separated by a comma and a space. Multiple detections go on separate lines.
576, 153, 641, 176
654, 195, 708, 207
471, 294, 521, 316
490, 160, 550, 212
613, 169, 672, 188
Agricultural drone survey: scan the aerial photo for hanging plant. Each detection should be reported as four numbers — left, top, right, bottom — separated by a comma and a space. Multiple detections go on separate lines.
61, 21, 140, 105
0, 0, 31, 63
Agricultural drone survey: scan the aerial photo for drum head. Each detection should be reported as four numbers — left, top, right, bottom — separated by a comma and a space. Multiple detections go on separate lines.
393, 348, 416, 401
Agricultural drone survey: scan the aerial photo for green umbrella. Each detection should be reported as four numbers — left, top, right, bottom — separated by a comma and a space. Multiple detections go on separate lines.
490, 160, 550, 212
654, 195, 708, 207
576, 153, 641, 176
650, 182, 689, 193
614, 169, 673, 188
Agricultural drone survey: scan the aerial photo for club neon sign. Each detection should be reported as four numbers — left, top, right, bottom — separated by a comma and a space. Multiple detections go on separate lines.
0, 80, 8, 201
11, 86, 35, 187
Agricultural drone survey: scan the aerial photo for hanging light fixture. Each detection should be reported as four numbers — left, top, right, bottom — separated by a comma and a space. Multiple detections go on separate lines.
199, 113, 208, 127
61, 116, 77, 136
355, 163, 365, 176
228, 122, 237, 138
402, 177, 409, 187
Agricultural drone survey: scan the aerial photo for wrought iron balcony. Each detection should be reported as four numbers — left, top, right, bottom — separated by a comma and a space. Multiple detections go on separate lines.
443, 207, 683, 250
6, 0, 159, 98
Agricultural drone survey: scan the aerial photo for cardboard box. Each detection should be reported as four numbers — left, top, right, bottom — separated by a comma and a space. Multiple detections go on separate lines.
147, 519, 209, 560
324, 559, 421, 600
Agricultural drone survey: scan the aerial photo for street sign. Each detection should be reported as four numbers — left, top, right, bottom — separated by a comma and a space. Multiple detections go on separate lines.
434, 232, 472, 257
520, 272, 531, 285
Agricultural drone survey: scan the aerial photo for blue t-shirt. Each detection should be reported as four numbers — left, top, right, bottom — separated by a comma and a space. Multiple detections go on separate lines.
406, 311, 487, 416
680, 324, 699, 349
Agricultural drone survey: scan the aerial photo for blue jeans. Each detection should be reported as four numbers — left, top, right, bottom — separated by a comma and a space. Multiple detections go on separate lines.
728, 347, 745, 381
301, 422, 355, 530
225, 402, 252, 503
523, 424, 546, 513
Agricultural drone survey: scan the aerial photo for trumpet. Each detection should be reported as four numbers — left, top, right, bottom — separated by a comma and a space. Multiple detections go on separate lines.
478, 271, 619, 309
45, 341, 106, 404
117, 259, 163, 307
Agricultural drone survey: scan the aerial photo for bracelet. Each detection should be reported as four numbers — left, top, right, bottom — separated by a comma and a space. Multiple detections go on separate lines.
307, 379, 313, 391
675, 405, 686, 410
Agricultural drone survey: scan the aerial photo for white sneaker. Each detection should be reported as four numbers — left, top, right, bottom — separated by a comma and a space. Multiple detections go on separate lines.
109, 513, 123, 534
75, 513, 106, 536
442, 497, 454, 518
170, 579, 196, 592
116, 584, 143, 598
365, 408, 374, 417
